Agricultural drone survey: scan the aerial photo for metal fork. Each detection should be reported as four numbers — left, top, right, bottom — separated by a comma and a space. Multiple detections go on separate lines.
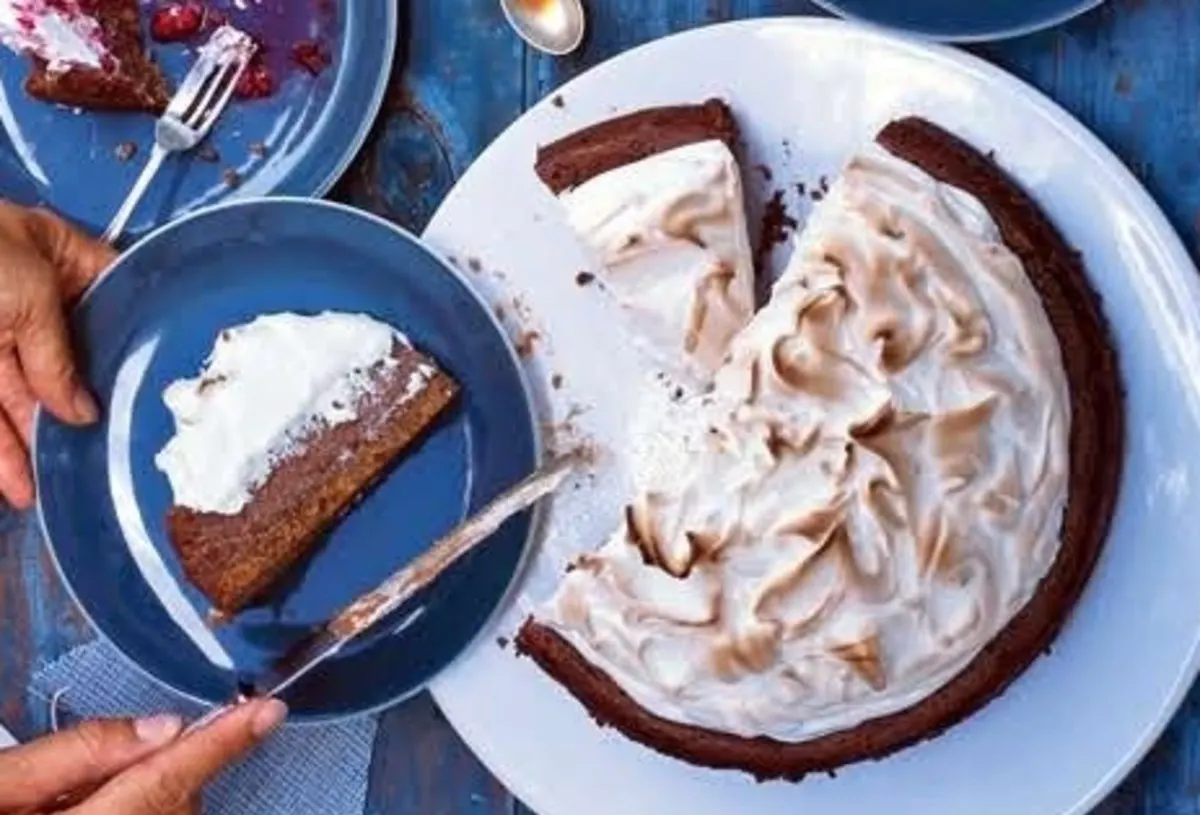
102, 25, 257, 244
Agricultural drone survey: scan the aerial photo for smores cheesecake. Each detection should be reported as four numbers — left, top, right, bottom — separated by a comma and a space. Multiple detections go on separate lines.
155, 311, 459, 617
519, 113, 1123, 778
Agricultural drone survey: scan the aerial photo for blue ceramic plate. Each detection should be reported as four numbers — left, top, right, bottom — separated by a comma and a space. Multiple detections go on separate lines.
0, 1, 395, 240
813, 0, 1104, 41
34, 198, 539, 721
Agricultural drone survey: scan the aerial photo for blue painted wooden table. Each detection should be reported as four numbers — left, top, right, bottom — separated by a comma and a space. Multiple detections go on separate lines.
3, 1, 1199, 812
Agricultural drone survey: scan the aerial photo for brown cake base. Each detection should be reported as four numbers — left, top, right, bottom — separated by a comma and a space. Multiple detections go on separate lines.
517, 115, 1125, 780
167, 345, 459, 616
534, 98, 739, 195
25, 0, 170, 113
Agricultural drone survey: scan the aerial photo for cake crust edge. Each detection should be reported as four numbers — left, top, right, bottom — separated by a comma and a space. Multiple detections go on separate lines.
534, 98, 740, 195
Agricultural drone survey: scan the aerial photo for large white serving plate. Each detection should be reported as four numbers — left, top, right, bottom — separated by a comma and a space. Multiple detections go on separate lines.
424, 18, 1200, 815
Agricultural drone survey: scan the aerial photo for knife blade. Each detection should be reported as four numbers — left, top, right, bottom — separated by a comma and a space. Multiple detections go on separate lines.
186, 452, 577, 734
261, 451, 576, 698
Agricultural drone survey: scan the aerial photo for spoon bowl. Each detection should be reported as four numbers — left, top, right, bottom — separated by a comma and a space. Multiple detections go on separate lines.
500, 0, 586, 56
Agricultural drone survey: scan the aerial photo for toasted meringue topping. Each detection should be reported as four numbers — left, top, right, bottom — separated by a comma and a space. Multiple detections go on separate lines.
558, 140, 756, 383
537, 143, 1070, 742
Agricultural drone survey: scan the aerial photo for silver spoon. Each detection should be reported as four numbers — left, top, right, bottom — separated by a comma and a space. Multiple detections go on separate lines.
500, 0, 586, 56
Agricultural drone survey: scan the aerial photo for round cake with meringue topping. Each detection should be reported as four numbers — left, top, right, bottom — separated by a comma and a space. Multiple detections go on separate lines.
519, 108, 1123, 779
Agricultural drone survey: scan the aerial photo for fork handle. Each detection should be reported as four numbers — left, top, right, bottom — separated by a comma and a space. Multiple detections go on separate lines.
103, 144, 169, 245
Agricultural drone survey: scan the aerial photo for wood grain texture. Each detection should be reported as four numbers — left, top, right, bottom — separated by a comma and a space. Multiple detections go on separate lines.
5, 1, 1199, 813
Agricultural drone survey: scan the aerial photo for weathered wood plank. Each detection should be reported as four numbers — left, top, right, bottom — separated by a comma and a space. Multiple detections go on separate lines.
7, 1, 1200, 814
2, 516, 89, 743
365, 694, 512, 815
972, 0, 1200, 265
333, 0, 526, 234
0, 516, 33, 739
521, 1, 825, 106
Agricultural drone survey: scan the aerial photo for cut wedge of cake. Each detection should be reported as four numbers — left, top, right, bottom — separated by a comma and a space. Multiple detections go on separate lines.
518, 114, 1123, 779
536, 100, 756, 383
2, 0, 170, 113
155, 312, 459, 617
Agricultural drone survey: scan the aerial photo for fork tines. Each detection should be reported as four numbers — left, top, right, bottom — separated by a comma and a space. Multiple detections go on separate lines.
171, 25, 257, 136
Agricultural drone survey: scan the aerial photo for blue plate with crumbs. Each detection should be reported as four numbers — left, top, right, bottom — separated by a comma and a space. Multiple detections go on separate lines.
0, 0, 395, 241
813, 0, 1105, 41
34, 198, 540, 721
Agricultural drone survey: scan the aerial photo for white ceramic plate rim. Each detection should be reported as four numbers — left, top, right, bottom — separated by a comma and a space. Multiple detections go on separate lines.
425, 16, 1200, 815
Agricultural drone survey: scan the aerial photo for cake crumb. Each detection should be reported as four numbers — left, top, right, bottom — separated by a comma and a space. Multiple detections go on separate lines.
810, 187, 824, 202
575, 271, 596, 287
496, 635, 510, 649
672, 386, 684, 401
493, 304, 506, 321
222, 169, 242, 189
551, 373, 564, 389
114, 142, 138, 162
467, 257, 482, 273
795, 181, 807, 197
542, 404, 598, 472
551, 94, 565, 108
516, 330, 541, 358
249, 142, 269, 159
755, 163, 773, 183
819, 175, 830, 193
195, 143, 220, 163
570, 439, 597, 467
510, 295, 534, 324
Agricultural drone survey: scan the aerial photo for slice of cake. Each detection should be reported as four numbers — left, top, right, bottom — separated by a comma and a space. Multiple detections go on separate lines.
518, 116, 1123, 778
2, 0, 170, 113
155, 312, 459, 617
536, 100, 756, 382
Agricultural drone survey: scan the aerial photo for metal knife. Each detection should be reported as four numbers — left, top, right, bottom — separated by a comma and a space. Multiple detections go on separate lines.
187, 452, 577, 733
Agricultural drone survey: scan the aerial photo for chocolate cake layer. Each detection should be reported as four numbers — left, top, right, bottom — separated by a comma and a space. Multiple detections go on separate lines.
168, 346, 459, 616
534, 98, 739, 194
518, 116, 1124, 780
25, 0, 169, 113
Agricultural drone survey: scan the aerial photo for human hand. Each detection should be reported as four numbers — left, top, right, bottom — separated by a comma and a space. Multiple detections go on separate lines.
0, 203, 115, 509
0, 698, 287, 814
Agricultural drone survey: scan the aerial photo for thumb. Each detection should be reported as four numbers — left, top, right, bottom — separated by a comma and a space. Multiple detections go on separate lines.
15, 264, 98, 426
81, 699, 287, 815
0, 715, 183, 811
26, 208, 116, 300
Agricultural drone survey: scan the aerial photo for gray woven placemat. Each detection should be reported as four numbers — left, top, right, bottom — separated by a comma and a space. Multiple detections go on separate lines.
30, 638, 376, 815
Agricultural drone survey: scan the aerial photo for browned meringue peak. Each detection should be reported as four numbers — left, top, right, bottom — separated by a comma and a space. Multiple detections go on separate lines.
557, 140, 756, 382
538, 142, 1070, 742
830, 634, 888, 692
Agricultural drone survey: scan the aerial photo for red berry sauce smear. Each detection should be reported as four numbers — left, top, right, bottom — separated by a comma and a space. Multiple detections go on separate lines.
149, 0, 336, 102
